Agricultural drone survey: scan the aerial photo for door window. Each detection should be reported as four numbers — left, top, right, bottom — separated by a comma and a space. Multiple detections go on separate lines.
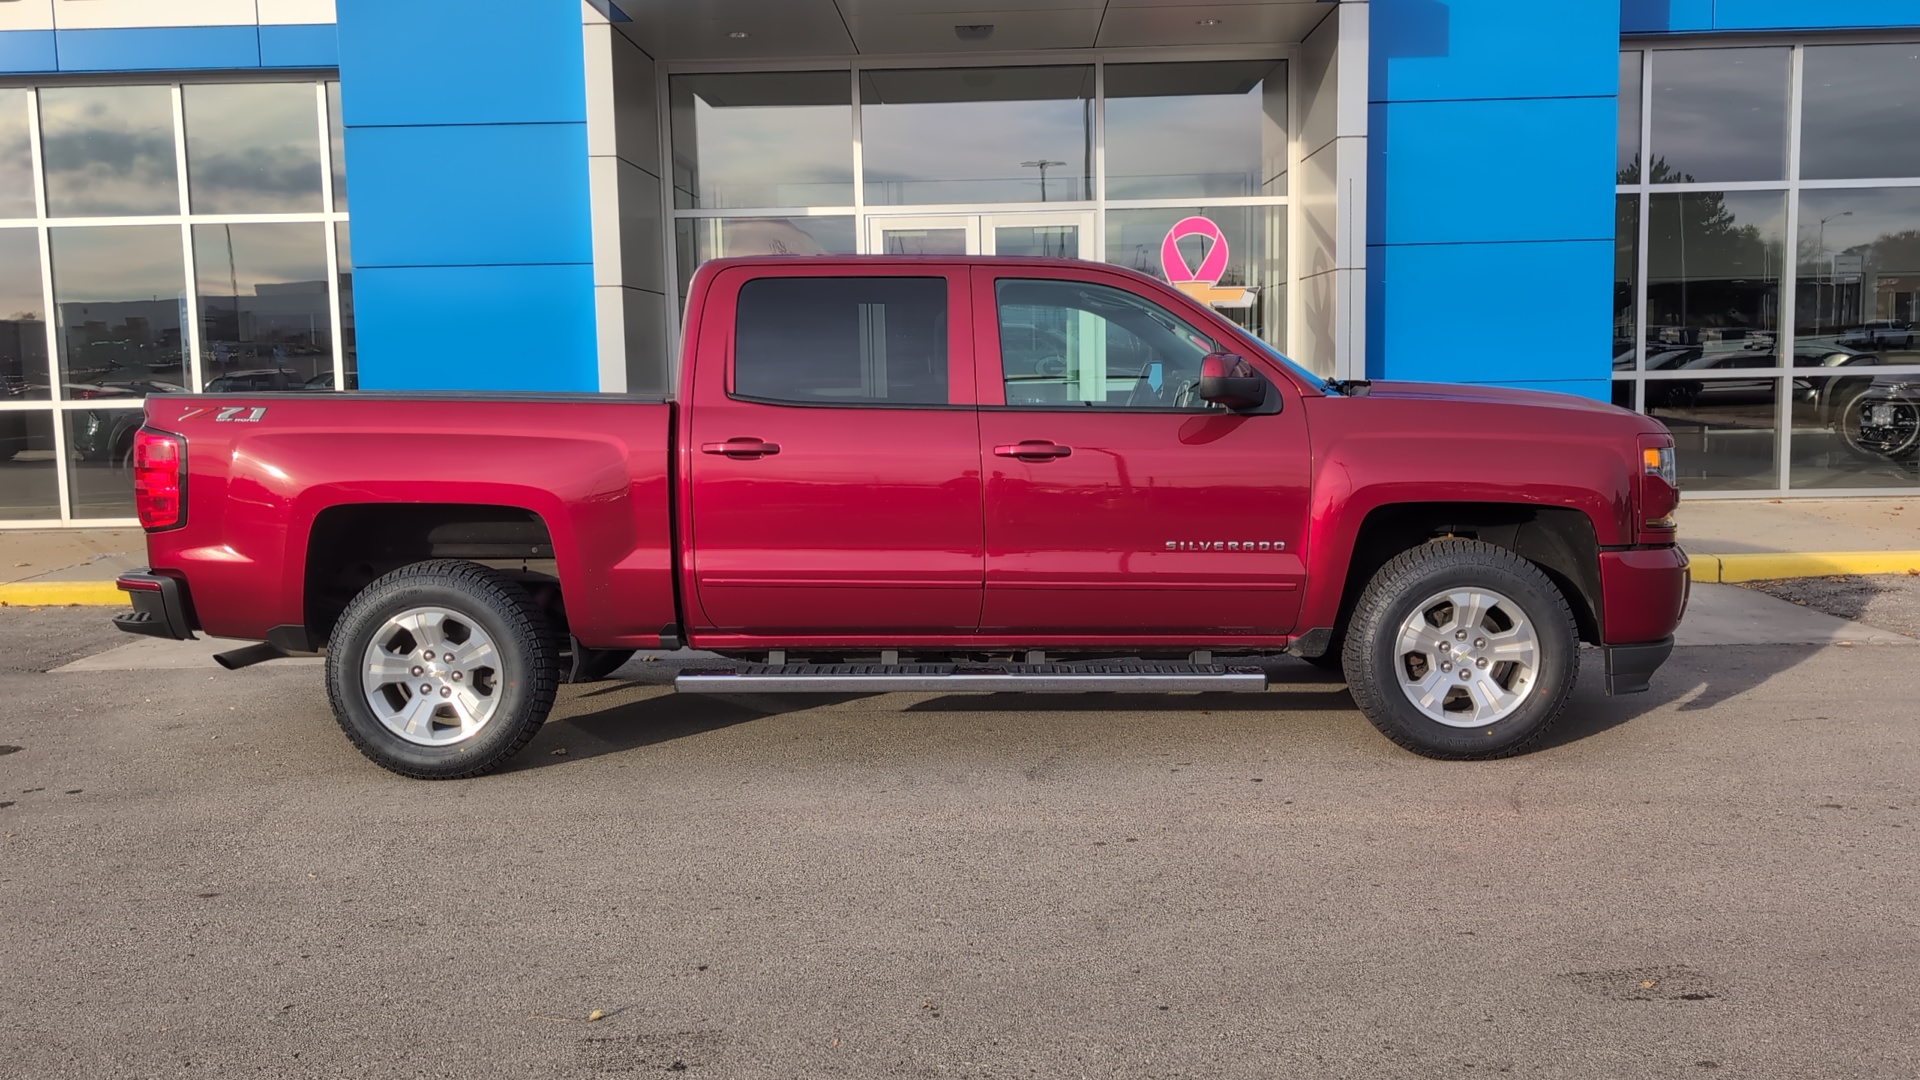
995, 278, 1220, 409
733, 276, 949, 405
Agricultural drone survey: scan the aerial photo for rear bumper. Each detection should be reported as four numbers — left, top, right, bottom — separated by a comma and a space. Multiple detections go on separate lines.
1602, 637, 1673, 695
113, 570, 196, 641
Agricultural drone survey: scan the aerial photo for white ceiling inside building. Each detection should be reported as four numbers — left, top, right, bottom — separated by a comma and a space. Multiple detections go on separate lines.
607, 0, 1336, 61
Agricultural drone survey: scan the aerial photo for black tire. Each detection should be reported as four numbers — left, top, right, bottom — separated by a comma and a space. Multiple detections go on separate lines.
1342, 539, 1579, 760
565, 647, 635, 683
325, 560, 559, 779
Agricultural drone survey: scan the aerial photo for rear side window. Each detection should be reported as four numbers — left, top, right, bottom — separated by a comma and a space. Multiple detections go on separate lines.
733, 276, 949, 405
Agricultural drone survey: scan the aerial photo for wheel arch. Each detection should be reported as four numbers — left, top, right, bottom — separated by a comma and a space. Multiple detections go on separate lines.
1310, 501, 1605, 650
302, 502, 561, 647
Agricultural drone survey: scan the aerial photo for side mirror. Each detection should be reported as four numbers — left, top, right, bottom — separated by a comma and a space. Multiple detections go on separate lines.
1196, 352, 1267, 411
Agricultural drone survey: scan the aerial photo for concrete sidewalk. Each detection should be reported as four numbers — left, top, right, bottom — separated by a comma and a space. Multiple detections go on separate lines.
1678, 497, 1920, 581
0, 529, 144, 605
1, 497, 1917, 605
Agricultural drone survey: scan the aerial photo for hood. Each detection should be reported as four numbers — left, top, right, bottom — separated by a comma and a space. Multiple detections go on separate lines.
1348, 380, 1630, 416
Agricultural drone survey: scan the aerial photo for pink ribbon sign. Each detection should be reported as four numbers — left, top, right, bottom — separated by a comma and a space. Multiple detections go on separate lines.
1159, 215, 1249, 307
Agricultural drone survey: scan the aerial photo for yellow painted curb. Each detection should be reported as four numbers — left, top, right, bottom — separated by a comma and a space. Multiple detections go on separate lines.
1690, 550, 1920, 584
0, 581, 126, 607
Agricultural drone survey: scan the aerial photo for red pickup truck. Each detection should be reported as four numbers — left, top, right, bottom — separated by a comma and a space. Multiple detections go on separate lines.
114, 256, 1687, 778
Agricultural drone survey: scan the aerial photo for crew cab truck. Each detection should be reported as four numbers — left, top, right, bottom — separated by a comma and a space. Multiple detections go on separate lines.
113, 256, 1688, 779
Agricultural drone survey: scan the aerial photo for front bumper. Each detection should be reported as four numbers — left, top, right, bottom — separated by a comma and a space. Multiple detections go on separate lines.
1596, 544, 1687, 695
113, 570, 196, 641
1600, 545, 1690, 645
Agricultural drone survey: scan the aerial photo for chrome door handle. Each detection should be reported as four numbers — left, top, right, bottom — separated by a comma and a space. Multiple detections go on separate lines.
701, 438, 781, 459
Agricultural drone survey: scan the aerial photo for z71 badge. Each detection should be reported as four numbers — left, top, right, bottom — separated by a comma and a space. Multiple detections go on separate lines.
1166, 540, 1286, 552
179, 406, 267, 423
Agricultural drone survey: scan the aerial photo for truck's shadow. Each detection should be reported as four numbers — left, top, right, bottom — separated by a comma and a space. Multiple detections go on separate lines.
519, 646, 1819, 769
509, 689, 871, 771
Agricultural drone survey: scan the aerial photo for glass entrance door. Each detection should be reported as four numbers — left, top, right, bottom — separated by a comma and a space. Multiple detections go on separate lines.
868, 212, 1093, 258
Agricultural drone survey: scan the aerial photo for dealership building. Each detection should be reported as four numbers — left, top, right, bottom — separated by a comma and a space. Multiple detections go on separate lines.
1, 0, 1918, 526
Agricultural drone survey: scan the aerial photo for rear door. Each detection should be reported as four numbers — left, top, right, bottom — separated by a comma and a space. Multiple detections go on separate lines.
973, 265, 1311, 639
684, 264, 982, 637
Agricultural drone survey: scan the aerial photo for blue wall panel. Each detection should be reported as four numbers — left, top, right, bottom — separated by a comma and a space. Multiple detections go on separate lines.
259, 23, 339, 68
335, 0, 587, 127
1620, 0, 1716, 33
0, 30, 57, 74
2, 23, 340, 75
1368, 97, 1617, 246
55, 25, 260, 71
1373, 0, 1621, 102
352, 265, 599, 393
1369, 240, 1614, 387
335, 0, 596, 392
1368, 0, 1620, 399
1622, 0, 1920, 33
347, 124, 592, 269
1716, 1, 1920, 30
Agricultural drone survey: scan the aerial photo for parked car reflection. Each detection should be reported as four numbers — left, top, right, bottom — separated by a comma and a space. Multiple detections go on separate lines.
1837, 320, 1916, 351
1644, 347, 1778, 408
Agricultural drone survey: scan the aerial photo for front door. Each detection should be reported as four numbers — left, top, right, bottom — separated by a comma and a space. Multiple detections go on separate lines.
684, 264, 983, 638
868, 212, 1094, 259
972, 264, 1313, 639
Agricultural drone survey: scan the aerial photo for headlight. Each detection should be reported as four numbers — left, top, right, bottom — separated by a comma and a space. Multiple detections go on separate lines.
1642, 445, 1676, 488
1638, 441, 1678, 534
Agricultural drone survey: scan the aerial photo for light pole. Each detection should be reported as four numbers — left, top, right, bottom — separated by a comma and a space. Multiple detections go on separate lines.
1021, 159, 1066, 203
1817, 210, 1852, 335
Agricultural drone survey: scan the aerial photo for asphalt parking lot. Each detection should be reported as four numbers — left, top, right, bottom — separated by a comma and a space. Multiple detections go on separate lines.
1, 605, 1916, 1079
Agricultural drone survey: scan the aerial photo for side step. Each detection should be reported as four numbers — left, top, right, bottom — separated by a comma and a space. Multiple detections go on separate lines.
675, 661, 1269, 694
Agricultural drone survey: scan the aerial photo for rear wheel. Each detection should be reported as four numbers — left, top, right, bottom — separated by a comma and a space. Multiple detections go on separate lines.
1342, 539, 1578, 760
325, 560, 558, 779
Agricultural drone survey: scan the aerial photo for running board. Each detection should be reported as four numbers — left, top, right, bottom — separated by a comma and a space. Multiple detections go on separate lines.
675, 661, 1269, 694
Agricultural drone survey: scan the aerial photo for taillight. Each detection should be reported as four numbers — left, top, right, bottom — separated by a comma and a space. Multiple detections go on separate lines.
1637, 434, 1678, 539
133, 428, 185, 530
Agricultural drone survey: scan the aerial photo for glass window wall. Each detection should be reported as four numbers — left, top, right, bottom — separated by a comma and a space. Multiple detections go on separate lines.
184, 83, 325, 214
1617, 51, 1642, 184
1619, 40, 1920, 494
38, 86, 180, 217
1801, 43, 1920, 181
669, 72, 854, 209
1106, 205, 1285, 348
1104, 61, 1286, 199
673, 216, 857, 298
193, 222, 333, 389
860, 66, 1094, 206
0, 78, 349, 527
0, 89, 34, 220
0, 229, 49, 400
1647, 47, 1790, 184
668, 57, 1292, 369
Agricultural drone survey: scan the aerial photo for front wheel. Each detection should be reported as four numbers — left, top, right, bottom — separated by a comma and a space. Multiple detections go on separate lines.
325, 560, 559, 779
1342, 539, 1578, 760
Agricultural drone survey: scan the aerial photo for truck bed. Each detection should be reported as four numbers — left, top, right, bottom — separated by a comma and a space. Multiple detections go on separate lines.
142, 392, 679, 648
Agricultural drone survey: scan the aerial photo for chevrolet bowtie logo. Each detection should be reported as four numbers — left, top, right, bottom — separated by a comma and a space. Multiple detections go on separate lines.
1165, 540, 1286, 552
